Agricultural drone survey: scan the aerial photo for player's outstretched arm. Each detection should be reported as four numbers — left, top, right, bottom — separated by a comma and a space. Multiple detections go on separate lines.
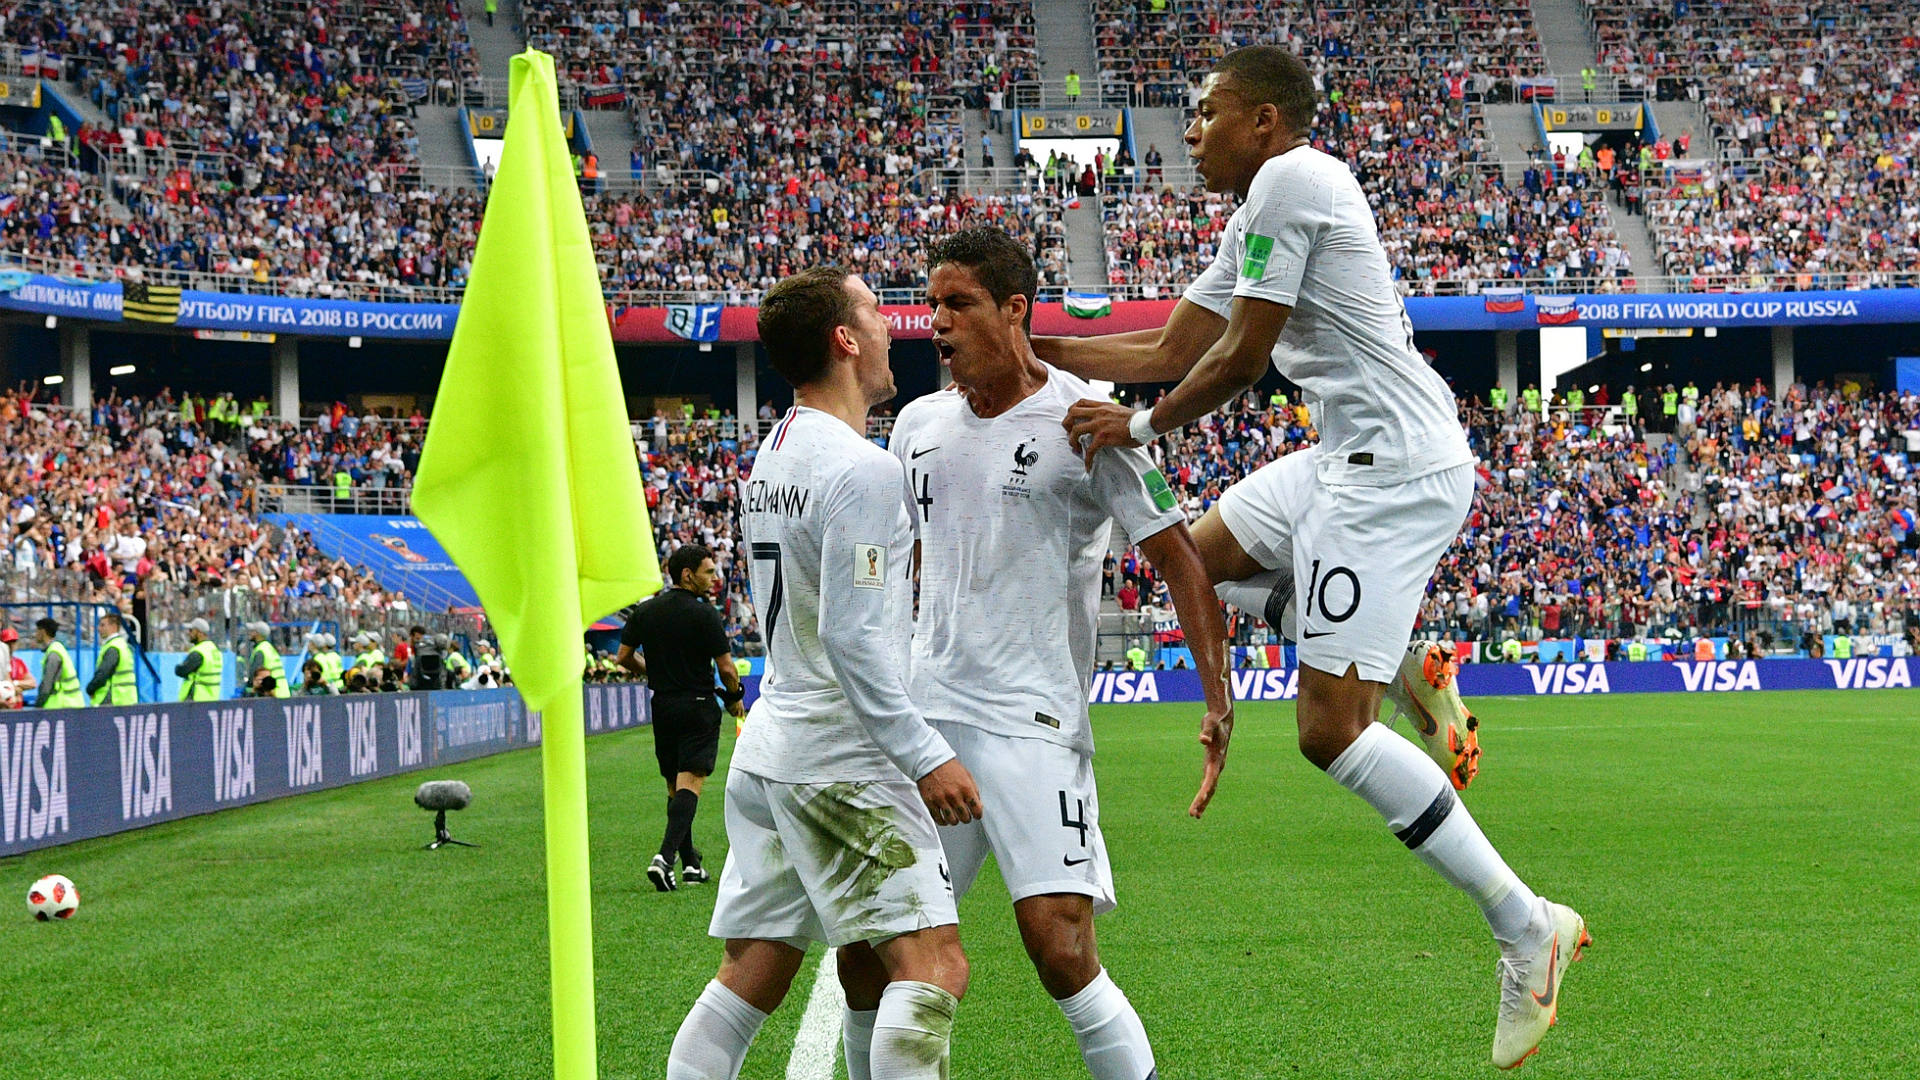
1137, 523, 1235, 819
1033, 299, 1227, 384
1063, 296, 1291, 468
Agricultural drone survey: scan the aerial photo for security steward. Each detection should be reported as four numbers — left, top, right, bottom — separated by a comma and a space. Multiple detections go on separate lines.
176, 618, 225, 701
33, 618, 85, 709
245, 622, 290, 698
88, 612, 139, 705
616, 544, 747, 893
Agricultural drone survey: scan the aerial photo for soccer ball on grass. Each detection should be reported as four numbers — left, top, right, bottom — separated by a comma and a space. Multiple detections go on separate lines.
27, 874, 79, 921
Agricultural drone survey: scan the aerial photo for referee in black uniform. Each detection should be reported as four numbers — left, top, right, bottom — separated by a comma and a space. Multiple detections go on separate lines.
617, 544, 747, 892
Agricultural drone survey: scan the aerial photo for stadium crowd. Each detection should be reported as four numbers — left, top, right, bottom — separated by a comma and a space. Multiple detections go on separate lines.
1116, 379, 1920, 649
1585, 0, 1920, 287
0, 387, 439, 634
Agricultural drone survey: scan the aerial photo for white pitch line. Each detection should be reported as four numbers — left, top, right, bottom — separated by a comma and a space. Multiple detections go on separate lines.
786, 947, 845, 1080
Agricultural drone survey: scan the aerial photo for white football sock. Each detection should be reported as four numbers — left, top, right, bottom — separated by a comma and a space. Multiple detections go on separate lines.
842, 1006, 878, 1080
870, 980, 958, 1080
667, 979, 769, 1080
1056, 968, 1157, 1080
1325, 724, 1541, 946
1214, 569, 1297, 640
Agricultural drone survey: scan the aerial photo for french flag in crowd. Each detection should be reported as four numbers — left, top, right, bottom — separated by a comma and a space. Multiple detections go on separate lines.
21, 47, 62, 77
1482, 287, 1526, 314
1534, 296, 1581, 325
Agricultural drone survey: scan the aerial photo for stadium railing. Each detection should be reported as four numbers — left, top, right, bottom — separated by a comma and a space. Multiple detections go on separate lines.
254, 484, 414, 518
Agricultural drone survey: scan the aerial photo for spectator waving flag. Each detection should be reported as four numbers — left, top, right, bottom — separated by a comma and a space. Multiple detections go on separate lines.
121, 280, 183, 324
411, 49, 661, 1080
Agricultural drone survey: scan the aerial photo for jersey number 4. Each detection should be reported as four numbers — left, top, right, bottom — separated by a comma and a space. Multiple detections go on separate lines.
751, 541, 784, 638
911, 467, 934, 523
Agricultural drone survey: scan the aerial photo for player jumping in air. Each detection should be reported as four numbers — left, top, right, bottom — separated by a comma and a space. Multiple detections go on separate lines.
1045, 46, 1589, 1070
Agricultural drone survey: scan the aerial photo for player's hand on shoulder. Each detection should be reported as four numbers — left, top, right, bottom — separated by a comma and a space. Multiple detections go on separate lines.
917, 758, 983, 827
1188, 704, 1235, 820
1062, 399, 1139, 469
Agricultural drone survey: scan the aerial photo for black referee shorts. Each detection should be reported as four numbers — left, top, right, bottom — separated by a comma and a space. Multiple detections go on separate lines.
651, 692, 722, 780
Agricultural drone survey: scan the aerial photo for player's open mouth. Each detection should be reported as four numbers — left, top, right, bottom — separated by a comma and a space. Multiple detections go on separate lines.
933, 339, 957, 361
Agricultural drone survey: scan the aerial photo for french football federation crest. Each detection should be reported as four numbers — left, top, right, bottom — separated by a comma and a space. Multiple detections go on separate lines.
1012, 440, 1041, 477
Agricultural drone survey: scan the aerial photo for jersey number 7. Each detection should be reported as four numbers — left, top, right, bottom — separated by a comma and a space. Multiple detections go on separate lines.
751, 541, 784, 638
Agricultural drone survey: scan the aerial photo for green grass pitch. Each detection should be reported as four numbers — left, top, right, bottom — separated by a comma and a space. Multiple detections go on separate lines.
4, 690, 1917, 1078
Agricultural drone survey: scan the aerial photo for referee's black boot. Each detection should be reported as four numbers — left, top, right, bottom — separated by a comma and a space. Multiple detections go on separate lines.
647, 854, 678, 892
679, 848, 710, 885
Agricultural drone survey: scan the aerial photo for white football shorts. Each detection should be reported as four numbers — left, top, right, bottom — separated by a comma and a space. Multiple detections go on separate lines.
709, 769, 957, 949
931, 720, 1116, 916
1215, 446, 1473, 683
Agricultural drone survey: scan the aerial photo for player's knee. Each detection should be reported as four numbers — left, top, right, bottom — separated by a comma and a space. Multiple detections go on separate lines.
1020, 918, 1100, 997
1295, 708, 1370, 770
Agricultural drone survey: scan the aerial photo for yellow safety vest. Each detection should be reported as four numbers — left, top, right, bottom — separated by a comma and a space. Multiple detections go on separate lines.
318, 650, 345, 689
334, 471, 352, 499
357, 648, 387, 670
1125, 647, 1147, 671
92, 634, 137, 706
1489, 387, 1508, 410
180, 640, 224, 702
1831, 636, 1853, 659
1523, 388, 1541, 414
1627, 641, 1648, 661
42, 640, 85, 708
253, 640, 290, 698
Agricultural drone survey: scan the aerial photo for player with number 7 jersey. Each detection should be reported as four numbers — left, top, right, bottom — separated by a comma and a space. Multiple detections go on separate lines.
668, 268, 980, 1080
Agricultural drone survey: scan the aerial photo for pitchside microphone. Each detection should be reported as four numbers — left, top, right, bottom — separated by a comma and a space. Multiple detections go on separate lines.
415, 781, 476, 850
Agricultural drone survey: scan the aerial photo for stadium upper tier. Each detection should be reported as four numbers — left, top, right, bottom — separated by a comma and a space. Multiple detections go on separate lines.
9, 383, 1916, 654
1, 1, 1915, 301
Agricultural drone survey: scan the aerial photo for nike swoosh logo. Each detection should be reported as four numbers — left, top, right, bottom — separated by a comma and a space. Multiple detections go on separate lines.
1532, 934, 1562, 1009
1063, 855, 1092, 867
1301, 630, 1335, 639
1402, 675, 1440, 736
910, 446, 940, 459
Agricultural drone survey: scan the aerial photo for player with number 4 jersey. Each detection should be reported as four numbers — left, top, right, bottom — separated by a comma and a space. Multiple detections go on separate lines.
835, 228, 1233, 1080
1045, 47, 1588, 1071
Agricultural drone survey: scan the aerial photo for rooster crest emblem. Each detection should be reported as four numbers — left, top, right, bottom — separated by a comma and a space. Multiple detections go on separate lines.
1012, 441, 1041, 477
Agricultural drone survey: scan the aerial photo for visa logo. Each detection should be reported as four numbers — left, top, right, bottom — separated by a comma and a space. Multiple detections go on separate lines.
1825, 658, 1913, 690
1526, 664, 1612, 694
1088, 672, 1161, 704
1675, 661, 1761, 692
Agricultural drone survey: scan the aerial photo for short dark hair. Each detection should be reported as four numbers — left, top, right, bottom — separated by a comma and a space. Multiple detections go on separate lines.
35, 617, 59, 636
1213, 46, 1318, 135
410, 625, 426, 636
668, 544, 714, 588
100, 612, 123, 629
927, 228, 1038, 331
758, 266, 856, 388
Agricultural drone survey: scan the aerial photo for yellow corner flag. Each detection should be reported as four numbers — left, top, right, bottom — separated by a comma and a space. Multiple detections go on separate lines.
411, 48, 661, 1080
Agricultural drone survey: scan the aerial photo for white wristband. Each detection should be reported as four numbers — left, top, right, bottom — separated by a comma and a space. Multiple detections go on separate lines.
1127, 409, 1161, 444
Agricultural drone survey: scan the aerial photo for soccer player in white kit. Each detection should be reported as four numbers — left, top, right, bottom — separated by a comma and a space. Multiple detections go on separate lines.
1051, 47, 1590, 1070
835, 228, 1234, 1080
666, 267, 985, 1080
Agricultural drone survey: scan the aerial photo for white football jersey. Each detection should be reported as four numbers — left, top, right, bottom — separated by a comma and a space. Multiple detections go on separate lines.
891, 364, 1184, 755
732, 407, 953, 785
1184, 146, 1474, 487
